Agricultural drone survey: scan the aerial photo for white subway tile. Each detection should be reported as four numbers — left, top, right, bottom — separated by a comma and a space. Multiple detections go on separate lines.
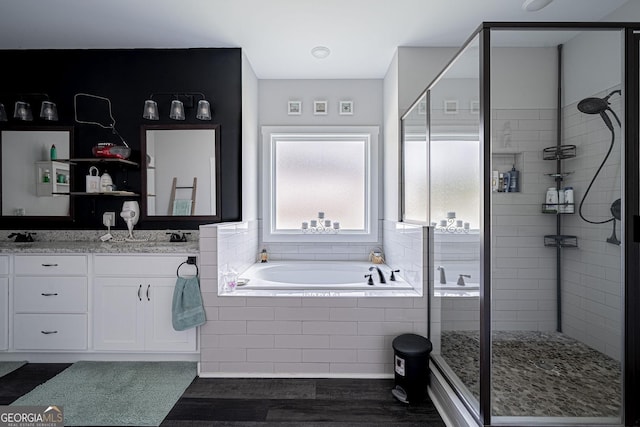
275, 307, 330, 321
330, 335, 384, 349
247, 320, 302, 335
329, 308, 384, 321
303, 321, 357, 335
303, 349, 357, 363
219, 307, 274, 321
273, 362, 330, 374
330, 363, 390, 375
357, 349, 393, 364
275, 335, 330, 349
248, 348, 302, 362
219, 334, 275, 348
200, 320, 246, 335
201, 348, 246, 362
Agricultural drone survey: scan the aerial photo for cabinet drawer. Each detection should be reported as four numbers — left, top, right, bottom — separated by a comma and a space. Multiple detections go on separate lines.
0, 256, 8, 275
14, 277, 87, 313
15, 255, 87, 276
14, 314, 87, 350
94, 255, 191, 277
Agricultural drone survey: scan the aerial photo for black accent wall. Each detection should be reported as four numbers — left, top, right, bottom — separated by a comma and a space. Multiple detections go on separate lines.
0, 48, 242, 230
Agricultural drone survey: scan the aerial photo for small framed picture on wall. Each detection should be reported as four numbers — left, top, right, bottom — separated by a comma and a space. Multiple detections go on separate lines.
443, 100, 458, 114
314, 100, 328, 115
339, 100, 353, 115
288, 100, 302, 115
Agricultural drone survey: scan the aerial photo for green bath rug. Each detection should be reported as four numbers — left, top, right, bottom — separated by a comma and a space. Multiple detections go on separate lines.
12, 361, 196, 426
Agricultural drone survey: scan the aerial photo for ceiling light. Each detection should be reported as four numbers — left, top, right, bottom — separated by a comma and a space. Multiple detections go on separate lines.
522, 0, 553, 12
311, 46, 330, 59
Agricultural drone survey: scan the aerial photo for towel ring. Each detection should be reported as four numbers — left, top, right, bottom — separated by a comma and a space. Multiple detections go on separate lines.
177, 256, 199, 278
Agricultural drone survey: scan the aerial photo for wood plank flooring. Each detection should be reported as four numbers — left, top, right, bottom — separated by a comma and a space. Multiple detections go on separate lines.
0, 363, 445, 426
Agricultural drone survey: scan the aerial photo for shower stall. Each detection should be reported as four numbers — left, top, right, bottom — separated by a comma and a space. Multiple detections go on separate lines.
401, 22, 640, 426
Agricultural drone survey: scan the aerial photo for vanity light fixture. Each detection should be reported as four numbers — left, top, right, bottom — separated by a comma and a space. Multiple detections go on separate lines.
143, 92, 212, 121
0, 93, 58, 122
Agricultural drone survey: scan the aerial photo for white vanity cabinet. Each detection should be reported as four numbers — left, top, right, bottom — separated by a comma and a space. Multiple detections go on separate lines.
92, 255, 196, 352
12, 255, 88, 350
0, 256, 9, 350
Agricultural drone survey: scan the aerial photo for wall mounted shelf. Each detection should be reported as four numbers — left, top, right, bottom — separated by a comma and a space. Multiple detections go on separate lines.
544, 235, 578, 248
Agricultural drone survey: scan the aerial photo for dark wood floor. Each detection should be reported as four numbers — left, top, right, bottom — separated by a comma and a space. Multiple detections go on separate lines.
0, 363, 445, 426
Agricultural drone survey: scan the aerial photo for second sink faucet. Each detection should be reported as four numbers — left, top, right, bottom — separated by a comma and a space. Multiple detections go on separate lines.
437, 266, 446, 284
369, 266, 386, 284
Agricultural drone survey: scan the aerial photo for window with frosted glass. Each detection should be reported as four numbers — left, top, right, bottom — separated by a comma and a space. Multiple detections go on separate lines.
273, 138, 367, 231
430, 139, 480, 228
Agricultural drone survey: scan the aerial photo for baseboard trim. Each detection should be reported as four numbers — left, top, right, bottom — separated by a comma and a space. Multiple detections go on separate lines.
198, 372, 394, 379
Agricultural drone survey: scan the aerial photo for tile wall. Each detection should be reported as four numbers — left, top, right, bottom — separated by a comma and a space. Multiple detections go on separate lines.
198, 220, 429, 377
561, 87, 622, 360
432, 101, 623, 361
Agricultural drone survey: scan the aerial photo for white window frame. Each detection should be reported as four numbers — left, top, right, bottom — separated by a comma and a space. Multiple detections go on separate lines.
261, 126, 379, 243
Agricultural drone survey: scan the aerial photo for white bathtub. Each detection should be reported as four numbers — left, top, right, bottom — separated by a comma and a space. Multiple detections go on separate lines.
236, 261, 413, 290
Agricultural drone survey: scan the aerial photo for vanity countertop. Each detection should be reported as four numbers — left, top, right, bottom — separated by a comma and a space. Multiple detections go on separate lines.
0, 240, 199, 254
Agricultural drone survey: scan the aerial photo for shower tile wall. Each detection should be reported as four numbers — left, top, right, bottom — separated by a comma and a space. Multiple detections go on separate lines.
561, 87, 622, 360
439, 108, 558, 332
198, 220, 428, 376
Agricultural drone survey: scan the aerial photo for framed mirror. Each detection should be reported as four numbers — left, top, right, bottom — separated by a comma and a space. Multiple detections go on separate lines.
1, 126, 73, 220
141, 124, 221, 224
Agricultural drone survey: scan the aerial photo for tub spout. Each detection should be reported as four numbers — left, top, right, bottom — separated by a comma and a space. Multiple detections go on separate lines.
437, 266, 446, 284
369, 266, 386, 284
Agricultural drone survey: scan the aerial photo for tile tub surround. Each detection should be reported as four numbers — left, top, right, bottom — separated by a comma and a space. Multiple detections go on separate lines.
0, 230, 199, 253
198, 220, 429, 377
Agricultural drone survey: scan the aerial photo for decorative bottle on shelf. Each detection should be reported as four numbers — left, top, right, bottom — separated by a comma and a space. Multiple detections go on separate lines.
545, 187, 558, 212
42, 169, 51, 183
564, 187, 574, 213
509, 164, 519, 192
50, 144, 57, 160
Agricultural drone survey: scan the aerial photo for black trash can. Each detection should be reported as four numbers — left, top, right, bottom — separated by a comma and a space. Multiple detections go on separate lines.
392, 333, 432, 404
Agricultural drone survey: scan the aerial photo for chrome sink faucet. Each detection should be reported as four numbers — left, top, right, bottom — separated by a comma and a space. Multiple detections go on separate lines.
369, 266, 386, 284
437, 266, 446, 284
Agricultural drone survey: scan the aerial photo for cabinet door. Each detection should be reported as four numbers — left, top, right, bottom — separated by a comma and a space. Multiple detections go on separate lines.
93, 278, 145, 351
0, 278, 7, 350
144, 278, 196, 352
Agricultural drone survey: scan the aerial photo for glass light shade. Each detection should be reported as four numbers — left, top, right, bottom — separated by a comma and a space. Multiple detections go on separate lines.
196, 99, 212, 120
169, 99, 185, 120
0, 103, 7, 122
143, 99, 159, 120
39, 101, 58, 121
14, 101, 33, 121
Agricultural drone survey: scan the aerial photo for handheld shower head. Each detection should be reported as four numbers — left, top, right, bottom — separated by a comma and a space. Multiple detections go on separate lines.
576, 90, 622, 131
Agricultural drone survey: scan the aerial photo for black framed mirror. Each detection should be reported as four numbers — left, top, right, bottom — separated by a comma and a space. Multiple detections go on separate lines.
1, 126, 74, 225
140, 124, 221, 226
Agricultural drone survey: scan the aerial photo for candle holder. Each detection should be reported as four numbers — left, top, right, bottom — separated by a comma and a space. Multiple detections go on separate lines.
302, 212, 340, 233
435, 213, 470, 233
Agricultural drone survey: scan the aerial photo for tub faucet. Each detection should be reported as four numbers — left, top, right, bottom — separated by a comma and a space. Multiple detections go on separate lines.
437, 266, 446, 284
369, 266, 386, 284
457, 274, 471, 286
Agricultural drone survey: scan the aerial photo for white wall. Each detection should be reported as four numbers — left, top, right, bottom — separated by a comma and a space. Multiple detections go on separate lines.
383, 47, 459, 222
383, 50, 400, 222
242, 53, 259, 221
563, 31, 622, 107
259, 79, 382, 126
604, 0, 640, 21
491, 47, 558, 109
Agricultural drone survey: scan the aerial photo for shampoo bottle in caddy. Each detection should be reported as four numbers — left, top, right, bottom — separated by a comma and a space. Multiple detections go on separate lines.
509, 165, 519, 192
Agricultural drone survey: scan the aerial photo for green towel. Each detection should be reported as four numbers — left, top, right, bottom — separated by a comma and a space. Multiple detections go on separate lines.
172, 276, 206, 331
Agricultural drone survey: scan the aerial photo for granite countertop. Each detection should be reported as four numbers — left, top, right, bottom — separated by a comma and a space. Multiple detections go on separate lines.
0, 230, 199, 254
0, 241, 199, 254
